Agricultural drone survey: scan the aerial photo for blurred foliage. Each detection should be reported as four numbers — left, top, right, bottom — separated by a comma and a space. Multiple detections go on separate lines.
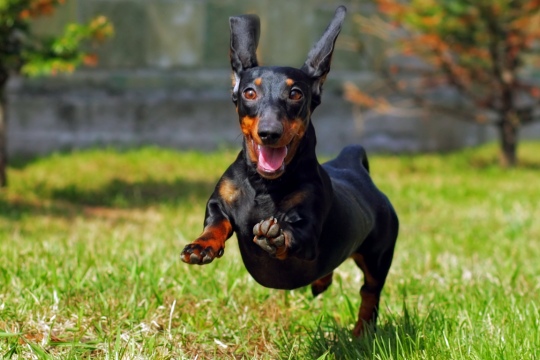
375, 0, 540, 98
348, 0, 540, 166
0, 0, 113, 77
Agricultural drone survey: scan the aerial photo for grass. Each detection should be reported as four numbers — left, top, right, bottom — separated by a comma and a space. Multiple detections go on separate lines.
0, 143, 539, 359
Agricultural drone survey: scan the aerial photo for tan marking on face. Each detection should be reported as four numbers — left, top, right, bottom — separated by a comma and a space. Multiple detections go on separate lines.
286, 78, 294, 86
280, 191, 306, 210
241, 112, 309, 177
231, 72, 236, 87
283, 118, 307, 165
241, 116, 260, 164
254, 77, 262, 86
241, 116, 255, 136
251, 115, 308, 167
219, 178, 239, 204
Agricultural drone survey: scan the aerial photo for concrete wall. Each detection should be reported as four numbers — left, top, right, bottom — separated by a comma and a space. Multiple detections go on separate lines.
7, 0, 540, 157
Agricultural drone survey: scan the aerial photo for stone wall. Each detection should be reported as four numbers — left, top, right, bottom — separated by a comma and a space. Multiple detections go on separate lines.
7, 0, 540, 157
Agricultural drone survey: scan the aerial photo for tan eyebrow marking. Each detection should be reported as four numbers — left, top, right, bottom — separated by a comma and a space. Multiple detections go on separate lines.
286, 79, 294, 86
254, 78, 262, 86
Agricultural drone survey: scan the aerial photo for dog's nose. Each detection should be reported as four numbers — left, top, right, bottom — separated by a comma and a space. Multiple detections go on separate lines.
258, 121, 283, 144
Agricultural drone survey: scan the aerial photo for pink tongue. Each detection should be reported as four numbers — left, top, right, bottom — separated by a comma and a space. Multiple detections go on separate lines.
258, 145, 287, 172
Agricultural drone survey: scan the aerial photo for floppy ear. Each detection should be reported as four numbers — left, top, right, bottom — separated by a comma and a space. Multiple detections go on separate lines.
301, 6, 346, 106
229, 14, 260, 102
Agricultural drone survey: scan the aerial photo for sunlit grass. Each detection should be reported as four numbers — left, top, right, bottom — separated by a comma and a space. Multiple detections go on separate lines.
1, 143, 539, 359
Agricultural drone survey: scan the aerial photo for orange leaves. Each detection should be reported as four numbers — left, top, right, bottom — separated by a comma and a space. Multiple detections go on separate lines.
416, 34, 446, 51
83, 54, 98, 67
344, 82, 390, 112
7, 0, 113, 78
19, 0, 65, 19
524, 0, 540, 11
89, 15, 114, 42
50, 61, 75, 75
377, 0, 407, 18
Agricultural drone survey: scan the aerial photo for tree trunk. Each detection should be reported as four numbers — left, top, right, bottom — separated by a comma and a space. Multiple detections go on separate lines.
0, 76, 7, 188
498, 113, 519, 168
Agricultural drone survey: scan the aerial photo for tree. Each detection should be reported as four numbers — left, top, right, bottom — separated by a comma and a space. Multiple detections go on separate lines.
346, 0, 540, 167
0, 0, 113, 186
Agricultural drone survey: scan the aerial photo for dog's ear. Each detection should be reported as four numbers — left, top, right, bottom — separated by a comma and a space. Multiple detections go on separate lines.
301, 6, 346, 107
229, 14, 260, 102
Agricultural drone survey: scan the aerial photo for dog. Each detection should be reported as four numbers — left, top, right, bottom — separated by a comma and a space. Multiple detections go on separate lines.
180, 6, 399, 337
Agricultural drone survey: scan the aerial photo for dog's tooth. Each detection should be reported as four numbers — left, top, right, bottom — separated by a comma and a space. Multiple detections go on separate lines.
267, 223, 280, 238
273, 234, 285, 247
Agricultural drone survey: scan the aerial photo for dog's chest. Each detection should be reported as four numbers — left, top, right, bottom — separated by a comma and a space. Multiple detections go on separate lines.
235, 191, 277, 224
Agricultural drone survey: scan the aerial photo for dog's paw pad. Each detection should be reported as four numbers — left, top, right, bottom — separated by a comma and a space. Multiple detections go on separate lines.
272, 234, 285, 247
181, 242, 223, 265
255, 237, 276, 254
253, 217, 287, 258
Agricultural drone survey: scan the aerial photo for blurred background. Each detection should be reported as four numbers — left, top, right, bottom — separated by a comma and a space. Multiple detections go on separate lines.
2, 2, 540, 358
9, 0, 540, 159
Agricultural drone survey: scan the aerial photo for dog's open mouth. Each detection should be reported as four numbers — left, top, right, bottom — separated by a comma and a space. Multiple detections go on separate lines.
252, 139, 289, 177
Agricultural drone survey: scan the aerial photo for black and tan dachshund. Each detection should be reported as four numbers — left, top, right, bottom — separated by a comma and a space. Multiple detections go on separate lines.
180, 6, 399, 337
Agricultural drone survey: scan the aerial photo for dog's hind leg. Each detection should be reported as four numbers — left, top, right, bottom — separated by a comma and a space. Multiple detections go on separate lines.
350, 198, 398, 337
350, 242, 395, 337
350, 252, 386, 337
311, 272, 333, 297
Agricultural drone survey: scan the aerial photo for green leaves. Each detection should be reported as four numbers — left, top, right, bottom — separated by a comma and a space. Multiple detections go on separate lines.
0, 0, 113, 77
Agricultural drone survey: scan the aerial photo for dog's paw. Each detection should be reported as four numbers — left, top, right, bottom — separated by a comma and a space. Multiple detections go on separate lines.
253, 217, 288, 259
181, 241, 224, 265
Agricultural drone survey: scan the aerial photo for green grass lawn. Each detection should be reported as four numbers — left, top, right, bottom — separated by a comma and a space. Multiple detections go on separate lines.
0, 143, 539, 359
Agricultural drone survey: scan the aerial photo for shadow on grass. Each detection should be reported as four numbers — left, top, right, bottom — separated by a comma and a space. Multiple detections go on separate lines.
0, 195, 78, 221
469, 157, 540, 170
45, 178, 215, 207
0, 178, 214, 221
7, 155, 44, 170
280, 303, 429, 360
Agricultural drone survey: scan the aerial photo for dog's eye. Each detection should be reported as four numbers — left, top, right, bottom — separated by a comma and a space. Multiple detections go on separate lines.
244, 89, 257, 100
289, 90, 303, 101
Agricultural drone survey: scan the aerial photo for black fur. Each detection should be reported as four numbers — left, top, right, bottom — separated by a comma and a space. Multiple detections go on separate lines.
180, 6, 399, 336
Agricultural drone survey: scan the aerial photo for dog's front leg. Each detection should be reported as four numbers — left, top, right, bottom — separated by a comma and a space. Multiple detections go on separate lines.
253, 191, 326, 261
253, 215, 321, 261
181, 199, 233, 265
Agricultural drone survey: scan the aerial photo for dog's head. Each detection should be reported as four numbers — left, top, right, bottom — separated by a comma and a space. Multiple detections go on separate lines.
229, 6, 346, 179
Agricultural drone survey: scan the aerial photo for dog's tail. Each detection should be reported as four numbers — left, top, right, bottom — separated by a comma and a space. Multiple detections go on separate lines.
323, 145, 370, 174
